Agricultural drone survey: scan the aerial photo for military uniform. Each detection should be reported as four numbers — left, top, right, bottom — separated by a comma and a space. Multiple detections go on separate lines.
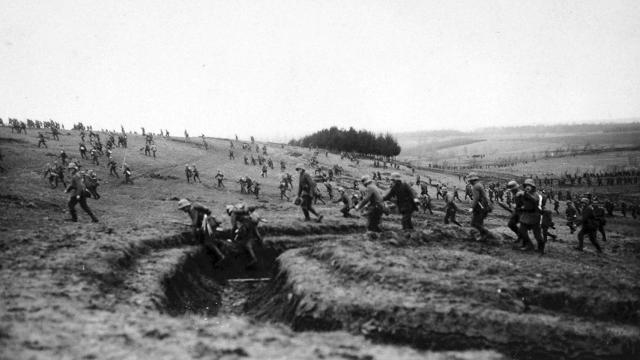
65, 166, 98, 223
297, 166, 323, 222
355, 177, 384, 232
383, 175, 418, 230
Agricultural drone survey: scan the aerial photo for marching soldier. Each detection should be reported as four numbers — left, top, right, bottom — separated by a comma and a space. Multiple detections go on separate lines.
108, 157, 119, 178
575, 198, 603, 253
442, 186, 461, 226
467, 172, 492, 241
215, 170, 225, 188
178, 199, 225, 266
192, 164, 201, 183
37, 133, 47, 148
333, 187, 353, 217
64, 162, 98, 223
295, 163, 323, 222
519, 179, 545, 254
354, 175, 384, 232
566, 201, 578, 234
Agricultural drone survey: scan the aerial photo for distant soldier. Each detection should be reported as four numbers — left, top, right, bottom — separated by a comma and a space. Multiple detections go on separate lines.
144, 143, 151, 156
261, 164, 268, 177
324, 181, 334, 200
354, 175, 384, 232
244, 155, 249, 165
593, 202, 607, 242
313, 184, 326, 205
442, 186, 461, 226
604, 200, 614, 216
280, 160, 286, 171
105, 148, 112, 159
253, 181, 261, 199
37, 133, 47, 148
185, 165, 192, 183
251, 155, 256, 166
419, 181, 429, 196
108, 157, 119, 178
90, 148, 99, 166
51, 127, 59, 141
215, 170, 225, 188
151, 143, 157, 158
333, 187, 353, 217
565, 201, 578, 234
575, 198, 603, 253
59, 150, 68, 165
553, 198, 560, 215
502, 180, 523, 243
64, 162, 98, 223
467, 172, 492, 241
452, 185, 461, 202
192, 164, 201, 183
238, 177, 247, 193
279, 180, 290, 201
178, 199, 225, 266
229, 149, 234, 160
464, 183, 473, 201
295, 163, 323, 222
123, 163, 133, 184
84, 170, 100, 199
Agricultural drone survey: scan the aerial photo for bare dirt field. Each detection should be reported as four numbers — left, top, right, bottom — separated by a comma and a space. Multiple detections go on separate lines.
1, 127, 639, 359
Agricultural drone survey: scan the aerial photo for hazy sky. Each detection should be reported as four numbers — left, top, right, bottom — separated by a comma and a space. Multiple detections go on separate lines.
1, 1, 639, 141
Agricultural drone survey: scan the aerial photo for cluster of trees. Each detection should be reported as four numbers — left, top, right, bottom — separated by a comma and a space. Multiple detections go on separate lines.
289, 126, 401, 158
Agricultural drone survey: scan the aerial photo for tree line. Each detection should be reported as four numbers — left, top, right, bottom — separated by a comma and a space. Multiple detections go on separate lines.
289, 126, 401, 158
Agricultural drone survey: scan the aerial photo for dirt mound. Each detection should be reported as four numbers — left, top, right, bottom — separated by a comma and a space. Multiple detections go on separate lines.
247, 226, 640, 359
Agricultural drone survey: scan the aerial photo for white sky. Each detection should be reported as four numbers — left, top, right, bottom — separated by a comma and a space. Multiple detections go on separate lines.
1, 0, 639, 141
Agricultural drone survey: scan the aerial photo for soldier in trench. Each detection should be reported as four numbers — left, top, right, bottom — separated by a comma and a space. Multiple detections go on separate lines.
177, 199, 225, 266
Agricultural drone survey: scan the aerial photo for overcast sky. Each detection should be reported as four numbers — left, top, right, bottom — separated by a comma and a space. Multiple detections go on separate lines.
1, 0, 639, 141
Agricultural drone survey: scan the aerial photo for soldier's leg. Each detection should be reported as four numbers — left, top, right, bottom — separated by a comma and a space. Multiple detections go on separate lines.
444, 210, 450, 224
532, 223, 545, 253
79, 197, 98, 222
507, 213, 520, 239
401, 211, 413, 230
598, 225, 607, 242
451, 211, 461, 226
588, 231, 602, 253
576, 228, 586, 250
67, 197, 78, 221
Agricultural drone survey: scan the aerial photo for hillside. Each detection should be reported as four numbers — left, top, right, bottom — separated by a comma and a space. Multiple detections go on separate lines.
1, 126, 639, 359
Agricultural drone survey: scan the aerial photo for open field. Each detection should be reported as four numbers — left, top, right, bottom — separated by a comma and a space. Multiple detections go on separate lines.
1, 126, 639, 359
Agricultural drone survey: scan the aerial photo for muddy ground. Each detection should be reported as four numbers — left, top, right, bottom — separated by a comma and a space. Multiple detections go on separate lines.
1, 128, 639, 359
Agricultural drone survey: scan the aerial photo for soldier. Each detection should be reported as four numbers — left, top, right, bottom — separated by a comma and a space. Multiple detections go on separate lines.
37, 133, 47, 148
123, 163, 133, 184
192, 164, 201, 183
324, 181, 334, 200
442, 186, 461, 226
593, 202, 607, 242
565, 201, 578, 234
419, 193, 434, 215
253, 181, 261, 199
244, 155, 249, 165
553, 198, 560, 215
452, 185, 461, 202
467, 172, 492, 241
215, 170, 225, 188
419, 181, 429, 196
245, 177, 254, 194
519, 179, 545, 253
261, 164, 268, 177
60, 150, 68, 165
64, 162, 98, 223
238, 177, 247, 193
575, 198, 603, 253
151, 143, 157, 158
464, 183, 473, 201
333, 187, 353, 217
90, 148, 99, 166
144, 143, 151, 156
604, 199, 614, 216
178, 199, 225, 266
229, 149, 234, 160
226, 203, 264, 269
84, 170, 100, 199
185, 165, 192, 183
541, 209, 558, 242
295, 163, 323, 222
280, 160, 286, 171
503, 180, 523, 244
279, 180, 290, 201
108, 157, 119, 178
354, 175, 384, 232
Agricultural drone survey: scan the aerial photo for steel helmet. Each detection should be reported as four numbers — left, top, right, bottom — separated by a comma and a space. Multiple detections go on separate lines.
580, 197, 590, 204
391, 172, 402, 181
67, 162, 78, 170
295, 163, 305, 171
507, 180, 519, 190
467, 172, 479, 181
523, 179, 536, 188
360, 175, 372, 184
441, 185, 448, 191
177, 199, 191, 209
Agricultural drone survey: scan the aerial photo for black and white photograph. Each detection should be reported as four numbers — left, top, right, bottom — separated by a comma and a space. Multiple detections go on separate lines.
1, 1, 639, 359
